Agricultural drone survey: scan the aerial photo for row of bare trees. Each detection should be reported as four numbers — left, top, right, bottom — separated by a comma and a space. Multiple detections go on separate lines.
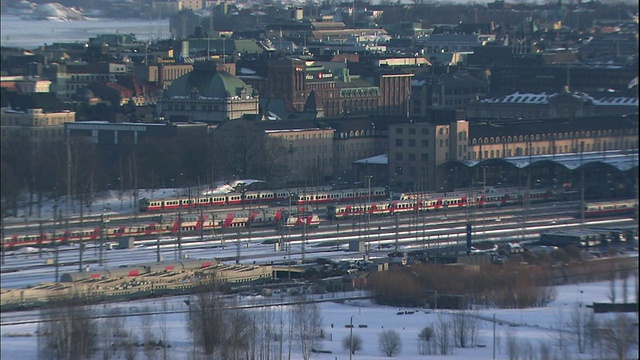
1, 124, 293, 217
37, 295, 171, 360
187, 273, 323, 360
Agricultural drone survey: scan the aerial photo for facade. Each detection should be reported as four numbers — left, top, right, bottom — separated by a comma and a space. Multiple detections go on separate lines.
0, 91, 75, 148
135, 63, 194, 90
267, 58, 308, 112
411, 73, 489, 116
159, 62, 259, 123
387, 116, 469, 192
377, 70, 413, 117
0, 76, 52, 94
47, 62, 128, 100
265, 58, 380, 117
323, 117, 381, 184
65, 121, 207, 146
259, 121, 335, 184
467, 115, 639, 160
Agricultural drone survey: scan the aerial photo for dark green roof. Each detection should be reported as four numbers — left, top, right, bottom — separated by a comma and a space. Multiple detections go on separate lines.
164, 68, 252, 99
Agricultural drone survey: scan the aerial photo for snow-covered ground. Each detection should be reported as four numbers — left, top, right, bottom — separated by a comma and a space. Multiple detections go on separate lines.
1, 280, 638, 359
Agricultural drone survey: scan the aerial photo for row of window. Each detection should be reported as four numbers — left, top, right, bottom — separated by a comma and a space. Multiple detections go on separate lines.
471, 129, 632, 145
69, 74, 112, 82
395, 139, 447, 147
278, 132, 332, 141
471, 140, 638, 159
395, 152, 430, 162
395, 127, 450, 135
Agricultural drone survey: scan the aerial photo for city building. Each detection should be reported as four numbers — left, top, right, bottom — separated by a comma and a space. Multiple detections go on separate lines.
466, 89, 638, 123
159, 62, 259, 123
1, 90, 75, 148
387, 111, 469, 192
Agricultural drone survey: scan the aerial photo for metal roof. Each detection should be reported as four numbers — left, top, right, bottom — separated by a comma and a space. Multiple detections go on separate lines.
460, 149, 638, 171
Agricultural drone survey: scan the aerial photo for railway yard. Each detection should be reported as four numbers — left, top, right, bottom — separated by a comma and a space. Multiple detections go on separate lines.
1, 184, 637, 313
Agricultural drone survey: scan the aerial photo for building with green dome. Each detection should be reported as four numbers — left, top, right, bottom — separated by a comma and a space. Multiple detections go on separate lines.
159, 62, 259, 124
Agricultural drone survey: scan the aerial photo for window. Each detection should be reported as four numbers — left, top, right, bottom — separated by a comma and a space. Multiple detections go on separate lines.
421, 139, 429, 147
396, 127, 404, 134
395, 153, 403, 161
408, 153, 415, 161
395, 139, 403, 147
408, 139, 416, 147
408, 128, 416, 135
421, 153, 428, 161
421, 128, 428, 135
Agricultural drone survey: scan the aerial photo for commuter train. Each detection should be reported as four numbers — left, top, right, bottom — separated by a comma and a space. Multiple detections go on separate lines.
583, 199, 637, 217
327, 187, 559, 219
2, 208, 320, 250
138, 186, 388, 212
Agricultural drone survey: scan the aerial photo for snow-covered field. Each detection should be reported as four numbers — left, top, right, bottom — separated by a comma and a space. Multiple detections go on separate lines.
1, 280, 638, 360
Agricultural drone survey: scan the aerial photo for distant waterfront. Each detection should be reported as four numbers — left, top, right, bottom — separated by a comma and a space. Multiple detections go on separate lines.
0, 14, 170, 50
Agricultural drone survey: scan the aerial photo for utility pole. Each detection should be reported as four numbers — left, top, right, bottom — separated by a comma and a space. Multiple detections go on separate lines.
349, 315, 354, 360
199, 207, 204, 242
99, 212, 104, 266
0, 219, 4, 265
177, 212, 182, 259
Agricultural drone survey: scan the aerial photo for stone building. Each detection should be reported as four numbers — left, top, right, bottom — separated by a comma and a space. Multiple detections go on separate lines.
159, 62, 259, 123
0, 91, 75, 149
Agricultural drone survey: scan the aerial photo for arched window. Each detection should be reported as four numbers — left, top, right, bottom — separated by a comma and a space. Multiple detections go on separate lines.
484, 137, 489, 144
507, 136, 512, 142
519, 135, 523, 142
472, 138, 477, 145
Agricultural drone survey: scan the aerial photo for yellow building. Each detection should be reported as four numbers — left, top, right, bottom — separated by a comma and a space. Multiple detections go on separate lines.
0, 92, 75, 149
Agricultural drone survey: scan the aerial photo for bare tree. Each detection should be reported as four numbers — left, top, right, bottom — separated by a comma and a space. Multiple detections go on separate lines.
603, 314, 638, 360
568, 301, 592, 354
140, 306, 156, 359
157, 300, 170, 360
418, 325, 435, 355
505, 329, 520, 360
435, 313, 453, 355
342, 334, 363, 355
292, 299, 323, 360
124, 329, 139, 360
551, 308, 566, 350
188, 272, 224, 357
452, 310, 479, 348
99, 307, 129, 360
520, 339, 534, 360
39, 294, 98, 360
538, 340, 551, 360
378, 329, 402, 357
608, 264, 618, 303
221, 306, 253, 360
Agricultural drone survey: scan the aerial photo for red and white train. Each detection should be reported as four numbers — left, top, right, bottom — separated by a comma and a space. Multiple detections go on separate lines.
583, 199, 637, 217
2, 208, 320, 250
138, 186, 388, 212
327, 187, 558, 219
